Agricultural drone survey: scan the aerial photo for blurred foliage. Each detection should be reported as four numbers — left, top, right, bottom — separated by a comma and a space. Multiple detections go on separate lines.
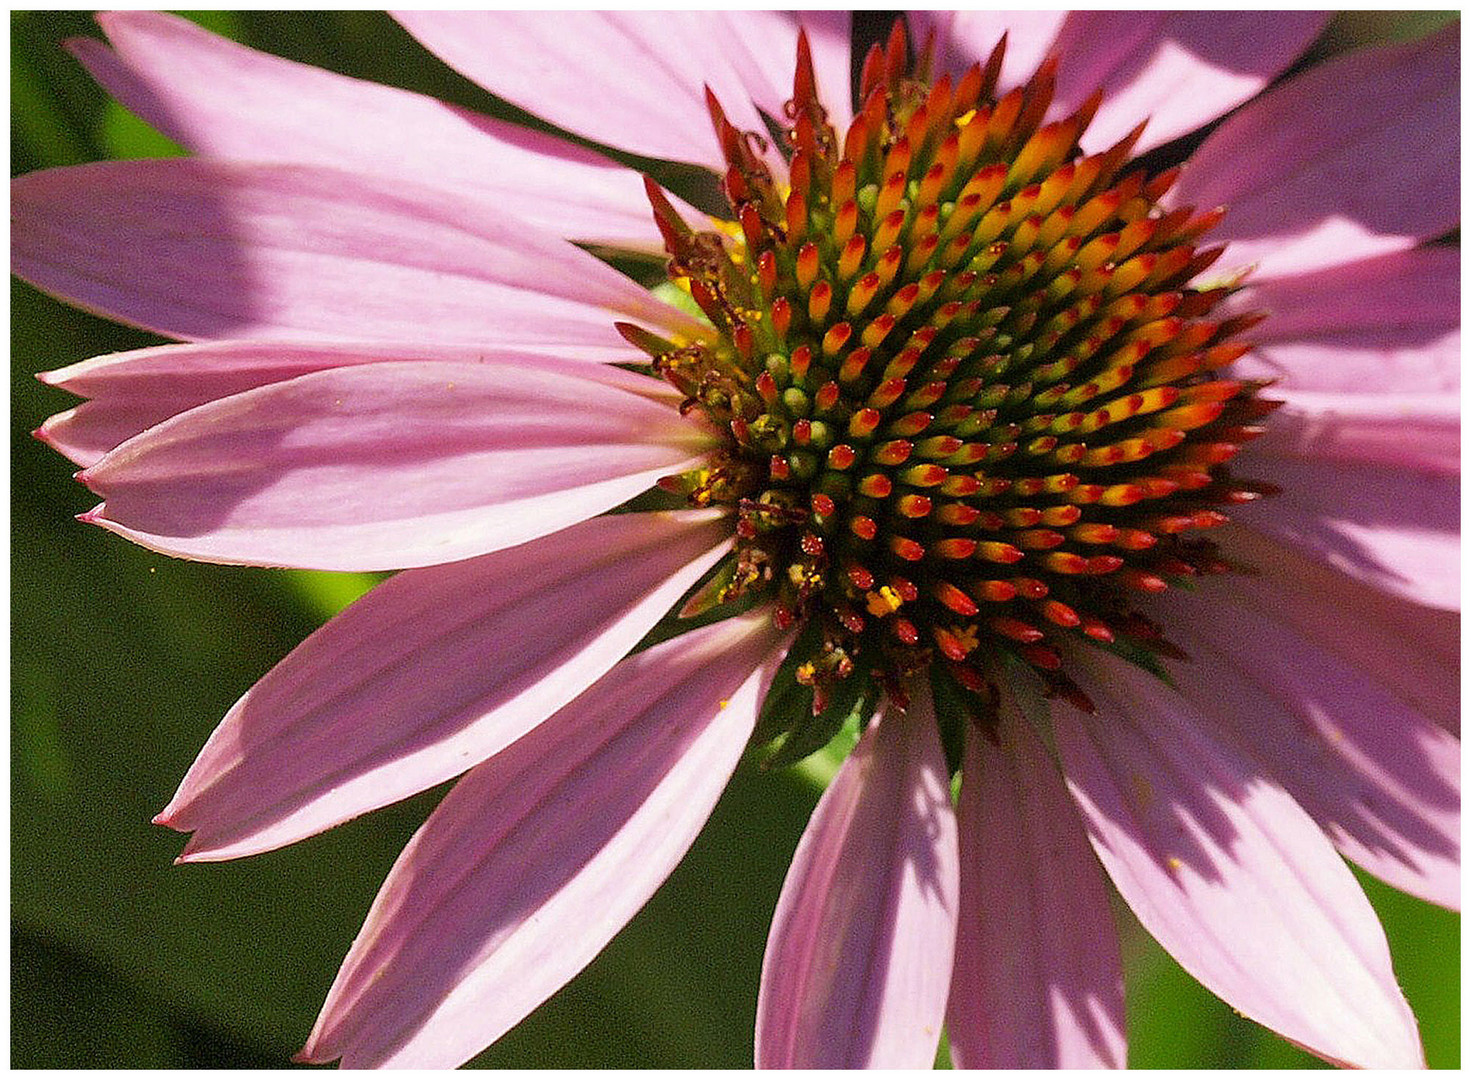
11, 9, 1459, 1070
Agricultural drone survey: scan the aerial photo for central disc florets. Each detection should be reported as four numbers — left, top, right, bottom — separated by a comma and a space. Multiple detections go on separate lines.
624, 22, 1275, 758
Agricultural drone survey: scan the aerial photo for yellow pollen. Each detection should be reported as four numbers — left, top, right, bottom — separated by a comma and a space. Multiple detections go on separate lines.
948, 624, 981, 654
714, 219, 745, 248
865, 586, 904, 616
787, 564, 822, 589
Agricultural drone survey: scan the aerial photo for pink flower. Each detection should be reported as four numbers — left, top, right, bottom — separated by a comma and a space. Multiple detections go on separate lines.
13, 10, 1458, 1069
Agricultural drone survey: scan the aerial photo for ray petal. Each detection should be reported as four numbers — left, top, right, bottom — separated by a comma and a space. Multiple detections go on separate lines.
1057, 649, 1425, 1069
299, 612, 784, 1068
79, 358, 711, 570
756, 686, 959, 1068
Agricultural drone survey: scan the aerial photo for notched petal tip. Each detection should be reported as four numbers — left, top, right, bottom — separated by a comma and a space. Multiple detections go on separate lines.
173, 836, 218, 865
291, 1032, 332, 1067
151, 804, 182, 829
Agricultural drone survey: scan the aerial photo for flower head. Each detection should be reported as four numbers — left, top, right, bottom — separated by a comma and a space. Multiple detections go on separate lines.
13, 10, 1459, 1070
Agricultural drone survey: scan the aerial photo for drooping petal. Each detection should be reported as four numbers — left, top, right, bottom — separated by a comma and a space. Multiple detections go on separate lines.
159, 509, 733, 861
11, 159, 704, 353
67, 10, 698, 248
1056, 648, 1425, 1069
756, 686, 960, 1069
1218, 525, 1459, 736
79, 358, 712, 570
393, 12, 851, 167
1050, 11, 1329, 152
1173, 27, 1459, 278
298, 611, 784, 1068
1229, 456, 1459, 611
36, 341, 681, 468
915, 12, 1325, 153
1157, 591, 1460, 910
946, 689, 1126, 1069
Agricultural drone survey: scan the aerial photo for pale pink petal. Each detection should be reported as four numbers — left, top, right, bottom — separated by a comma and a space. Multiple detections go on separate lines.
702, 11, 853, 134
1226, 247, 1459, 473
1049, 12, 1328, 153
1157, 591, 1460, 910
1172, 28, 1459, 278
946, 687, 1126, 1069
1234, 247, 1459, 380
1219, 525, 1459, 736
298, 612, 784, 1068
37, 340, 486, 469
11, 160, 704, 354
36, 341, 681, 468
756, 686, 959, 1069
1056, 648, 1425, 1069
78, 358, 712, 570
1230, 246, 1459, 420
393, 12, 845, 167
158, 509, 732, 861
1247, 391, 1459, 475
916, 12, 1325, 152
908, 12, 1068, 93
68, 11, 693, 248
1229, 456, 1458, 610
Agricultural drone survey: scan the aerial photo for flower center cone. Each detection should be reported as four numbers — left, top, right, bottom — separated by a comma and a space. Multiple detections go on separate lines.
623, 21, 1278, 758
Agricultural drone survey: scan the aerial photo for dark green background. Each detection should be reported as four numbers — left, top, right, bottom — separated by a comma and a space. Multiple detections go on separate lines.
12, 10, 1459, 1068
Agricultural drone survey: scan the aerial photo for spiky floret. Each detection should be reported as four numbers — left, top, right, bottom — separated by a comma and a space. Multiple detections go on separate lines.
624, 22, 1275, 761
